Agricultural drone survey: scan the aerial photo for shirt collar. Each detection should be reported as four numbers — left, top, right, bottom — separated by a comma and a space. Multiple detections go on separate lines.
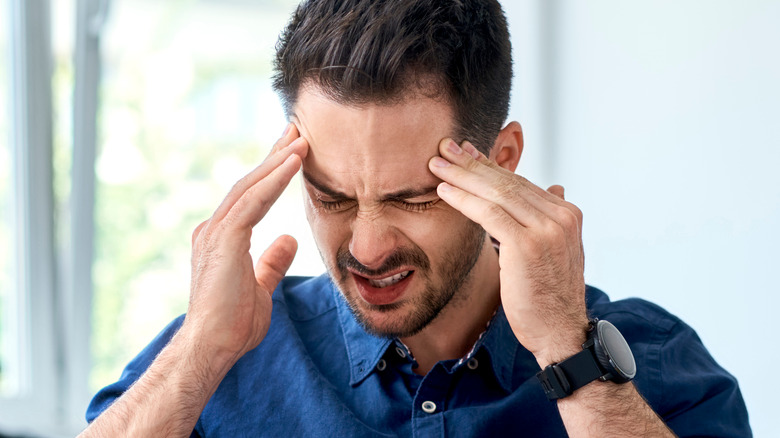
333, 282, 394, 386
332, 280, 523, 391
477, 306, 525, 393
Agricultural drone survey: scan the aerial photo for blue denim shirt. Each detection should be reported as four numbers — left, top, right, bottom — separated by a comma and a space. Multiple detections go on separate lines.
87, 275, 751, 437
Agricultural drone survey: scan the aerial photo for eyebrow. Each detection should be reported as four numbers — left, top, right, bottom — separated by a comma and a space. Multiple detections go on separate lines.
302, 171, 440, 202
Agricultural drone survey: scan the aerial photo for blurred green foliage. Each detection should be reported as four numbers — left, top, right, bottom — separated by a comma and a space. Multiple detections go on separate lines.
88, 0, 298, 391
0, 0, 300, 396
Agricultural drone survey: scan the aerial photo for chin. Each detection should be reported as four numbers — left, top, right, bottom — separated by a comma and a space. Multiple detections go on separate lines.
352, 301, 426, 338
333, 275, 449, 339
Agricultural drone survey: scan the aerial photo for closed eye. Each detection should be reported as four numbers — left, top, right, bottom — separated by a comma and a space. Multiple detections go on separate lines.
317, 198, 439, 213
317, 198, 356, 212
393, 199, 439, 212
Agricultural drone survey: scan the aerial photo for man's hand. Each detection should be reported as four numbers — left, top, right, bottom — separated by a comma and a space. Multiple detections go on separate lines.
428, 137, 675, 437
182, 124, 309, 367
80, 125, 308, 437
428, 138, 589, 367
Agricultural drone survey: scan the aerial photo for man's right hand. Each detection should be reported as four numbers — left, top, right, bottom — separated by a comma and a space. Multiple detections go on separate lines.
181, 124, 309, 369
79, 125, 308, 437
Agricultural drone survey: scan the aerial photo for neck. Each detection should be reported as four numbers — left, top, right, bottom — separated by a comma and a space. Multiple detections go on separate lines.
400, 236, 500, 375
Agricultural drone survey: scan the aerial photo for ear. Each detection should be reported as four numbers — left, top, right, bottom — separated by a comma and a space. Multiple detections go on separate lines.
488, 121, 523, 172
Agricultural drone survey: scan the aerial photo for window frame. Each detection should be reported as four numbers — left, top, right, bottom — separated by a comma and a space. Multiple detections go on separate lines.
0, 0, 99, 435
0, 0, 60, 435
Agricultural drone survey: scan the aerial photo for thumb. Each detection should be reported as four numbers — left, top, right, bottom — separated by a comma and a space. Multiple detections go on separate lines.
547, 184, 565, 200
255, 235, 298, 296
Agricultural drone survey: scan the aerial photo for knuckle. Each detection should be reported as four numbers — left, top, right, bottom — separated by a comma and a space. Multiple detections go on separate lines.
464, 156, 483, 171
570, 203, 584, 224
555, 206, 578, 230
219, 208, 239, 229
191, 221, 206, 241
542, 220, 565, 243
489, 179, 518, 201
522, 232, 545, 258
485, 202, 507, 221
229, 178, 246, 197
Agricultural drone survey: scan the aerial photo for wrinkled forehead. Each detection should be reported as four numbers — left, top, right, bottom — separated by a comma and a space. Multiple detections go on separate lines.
291, 88, 455, 196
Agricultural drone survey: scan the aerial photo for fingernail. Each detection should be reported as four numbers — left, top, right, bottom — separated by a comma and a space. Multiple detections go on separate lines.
463, 142, 481, 160
281, 123, 291, 137
431, 156, 451, 168
438, 182, 453, 192
447, 140, 462, 155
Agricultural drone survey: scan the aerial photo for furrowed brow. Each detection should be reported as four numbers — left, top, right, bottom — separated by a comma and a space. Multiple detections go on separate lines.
302, 171, 440, 202
382, 186, 440, 202
302, 171, 351, 199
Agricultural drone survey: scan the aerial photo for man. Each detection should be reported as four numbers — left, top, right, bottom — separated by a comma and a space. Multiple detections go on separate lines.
82, 0, 750, 436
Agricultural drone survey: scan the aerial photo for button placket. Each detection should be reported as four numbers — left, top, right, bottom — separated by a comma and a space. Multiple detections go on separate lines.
411, 362, 451, 438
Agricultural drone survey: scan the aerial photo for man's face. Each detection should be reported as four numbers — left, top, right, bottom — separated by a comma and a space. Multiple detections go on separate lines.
292, 88, 488, 338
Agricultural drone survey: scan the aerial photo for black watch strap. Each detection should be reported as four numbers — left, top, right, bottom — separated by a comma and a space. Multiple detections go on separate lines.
536, 344, 604, 401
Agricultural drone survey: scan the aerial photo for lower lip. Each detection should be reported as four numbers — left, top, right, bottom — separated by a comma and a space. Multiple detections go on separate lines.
353, 272, 414, 306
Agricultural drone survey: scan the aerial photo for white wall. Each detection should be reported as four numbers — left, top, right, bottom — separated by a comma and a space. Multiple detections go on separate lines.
506, 1, 779, 436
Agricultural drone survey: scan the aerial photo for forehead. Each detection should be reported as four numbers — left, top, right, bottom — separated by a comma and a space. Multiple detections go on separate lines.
292, 88, 455, 196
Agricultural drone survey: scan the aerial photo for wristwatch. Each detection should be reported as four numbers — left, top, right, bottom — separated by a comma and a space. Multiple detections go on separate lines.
536, 319, 636, 401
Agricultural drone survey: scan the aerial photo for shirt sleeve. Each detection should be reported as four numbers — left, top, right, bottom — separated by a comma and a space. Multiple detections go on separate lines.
628, 311, 753, 438
85, 314, 187, 424
652, 319, 752, 437
593, 293, 752, 438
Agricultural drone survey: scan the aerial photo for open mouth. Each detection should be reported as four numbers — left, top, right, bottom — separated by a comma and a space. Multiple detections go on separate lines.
366, 270, 411, 288
351, 269, 416, 306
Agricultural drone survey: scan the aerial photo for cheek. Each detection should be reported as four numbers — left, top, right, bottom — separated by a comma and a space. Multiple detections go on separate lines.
303, 194, 349, 252
390, 207, 464, 252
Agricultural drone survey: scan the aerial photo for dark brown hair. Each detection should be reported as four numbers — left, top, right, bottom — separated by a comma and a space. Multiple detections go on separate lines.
273, 0, 513, 153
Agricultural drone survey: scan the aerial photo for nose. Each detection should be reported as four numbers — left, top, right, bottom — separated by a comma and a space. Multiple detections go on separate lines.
348, 211, 399, 270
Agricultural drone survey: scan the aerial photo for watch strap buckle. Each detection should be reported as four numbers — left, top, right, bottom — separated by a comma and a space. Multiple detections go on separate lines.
536, 364, 572, 401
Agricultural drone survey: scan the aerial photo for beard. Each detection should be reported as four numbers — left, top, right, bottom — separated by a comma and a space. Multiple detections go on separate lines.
326, 220, 487, 338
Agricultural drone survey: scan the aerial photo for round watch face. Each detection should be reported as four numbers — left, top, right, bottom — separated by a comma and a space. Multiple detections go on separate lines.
597, 320, 637, 380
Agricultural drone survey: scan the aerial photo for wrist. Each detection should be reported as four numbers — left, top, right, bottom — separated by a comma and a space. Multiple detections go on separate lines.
172, 323, 242, 383
536, 319, 637, 401
534, 320, 591, 368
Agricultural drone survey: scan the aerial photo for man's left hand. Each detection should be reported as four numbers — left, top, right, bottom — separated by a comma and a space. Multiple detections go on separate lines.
428, 138, 589, 367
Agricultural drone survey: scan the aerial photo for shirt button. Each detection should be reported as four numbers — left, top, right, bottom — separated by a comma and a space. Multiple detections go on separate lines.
421, 401, 437, 414
395, 346, 407, 358
376, 359, 387, 371
467, 357, 479, 370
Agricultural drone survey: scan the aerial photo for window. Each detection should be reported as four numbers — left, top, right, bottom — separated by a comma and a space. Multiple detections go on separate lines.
91, 0, 321, 392
1, 1, 323, 434
0, 0, 61, 434
0, 0, 13, 397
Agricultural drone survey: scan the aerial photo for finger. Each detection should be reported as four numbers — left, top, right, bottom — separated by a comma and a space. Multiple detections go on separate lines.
438, 139, 560, 205
255, 234, 298, 295
430, 142, 549, 228
212, 136, 308, 223
436, 182, 523, 245
222, 154, 303, 230
431, 139, 582, 232
267, 123, 300, 157
438, 181, 584, 273
547, 185, 564, 200
447, 139, 575, 210
191, 220, 209, 246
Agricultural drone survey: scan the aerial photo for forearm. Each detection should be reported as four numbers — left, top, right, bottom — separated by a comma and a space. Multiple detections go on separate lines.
557, 381, 676, 438
80, 329, 235, 438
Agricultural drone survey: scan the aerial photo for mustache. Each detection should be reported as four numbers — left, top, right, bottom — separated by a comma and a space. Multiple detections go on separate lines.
336, 246, 430, 278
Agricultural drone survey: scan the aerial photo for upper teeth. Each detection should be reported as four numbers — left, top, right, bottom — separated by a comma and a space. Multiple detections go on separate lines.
368, 271, 410, 288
